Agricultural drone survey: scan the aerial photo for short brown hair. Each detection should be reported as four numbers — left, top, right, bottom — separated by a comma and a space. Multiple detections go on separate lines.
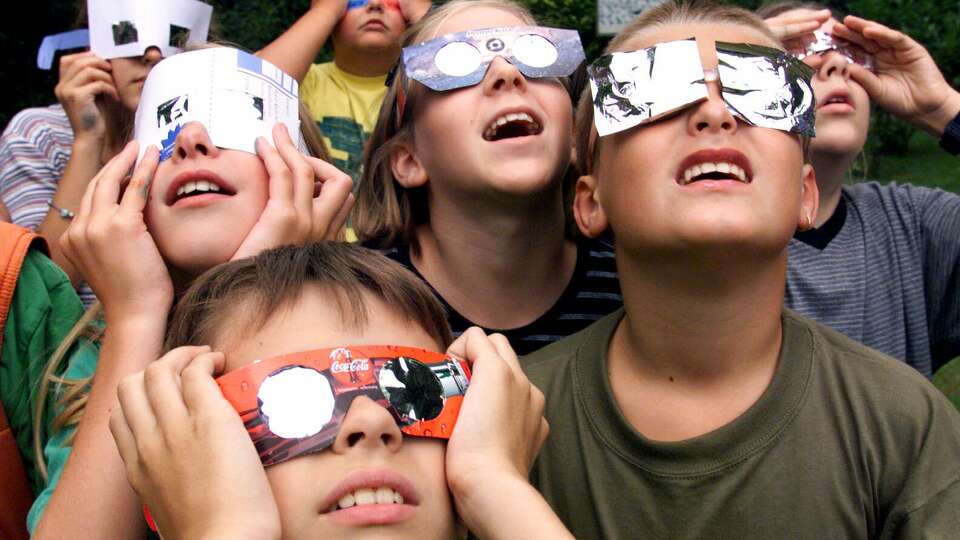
574, 0, 781, 175
756, 1, 841, 21
352, 0, 542, 254
165, 243, 453, 352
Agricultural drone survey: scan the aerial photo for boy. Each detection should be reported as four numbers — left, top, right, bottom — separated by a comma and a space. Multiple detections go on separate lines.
523, 2, 960, 538
259, 0, 432, 182
109, 242, 572, 539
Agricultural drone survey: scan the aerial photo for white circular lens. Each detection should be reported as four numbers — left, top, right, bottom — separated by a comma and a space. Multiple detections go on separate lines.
258, 366, 334, 438
513, 34, 558, 68
434, 41, 482, 77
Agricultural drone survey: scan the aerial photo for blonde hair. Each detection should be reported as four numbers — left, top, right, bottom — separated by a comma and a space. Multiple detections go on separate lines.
352, 0, 543, 254
32, 47, 333, 479
574, 0, 784, 175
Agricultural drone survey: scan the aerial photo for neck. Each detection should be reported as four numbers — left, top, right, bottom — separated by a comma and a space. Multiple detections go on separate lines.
612, 248, 785, 383
810, 150, 857, 227
333, 46, 397, 77
412, 189, 576, 329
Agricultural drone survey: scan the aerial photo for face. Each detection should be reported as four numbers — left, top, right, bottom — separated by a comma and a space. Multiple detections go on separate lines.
782, 11, 871, 158
109, 47, 163, 112
333, 0, 407, 54
213, 286, 457, 540
144, 122, 269, 277
396, 7, 573, 201
580, 22, 818, 257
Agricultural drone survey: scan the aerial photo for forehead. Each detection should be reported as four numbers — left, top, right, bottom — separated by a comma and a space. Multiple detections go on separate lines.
430, 6, 528, 38
214, 287, 441, 372
620, 21, 780, 66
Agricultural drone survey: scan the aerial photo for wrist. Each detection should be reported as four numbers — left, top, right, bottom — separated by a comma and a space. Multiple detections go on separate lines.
72, 133, 106, 152
920, 91, 960, 138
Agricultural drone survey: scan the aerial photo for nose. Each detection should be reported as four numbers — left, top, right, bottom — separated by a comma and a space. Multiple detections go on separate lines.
331, 396, 403, 454
817, 51, 850, 81
171, 121, 219, 162
482, 56, 528, 96
142, 47, 163, 67
366, 0, 384, 12
686, 73, 738, 136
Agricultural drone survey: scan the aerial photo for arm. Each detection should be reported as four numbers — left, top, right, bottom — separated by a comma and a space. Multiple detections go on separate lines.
0, 200, 9, 222
257, 0, 348, 82
444, 328, 573, 540
40, 52, 119, 285
832, 16, 960, 139
33, 144, 174, 540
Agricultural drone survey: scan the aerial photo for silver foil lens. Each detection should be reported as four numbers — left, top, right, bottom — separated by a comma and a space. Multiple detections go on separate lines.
514, 34, 559, 68
434, 41, 482, 77
258, 366, 335, 438
378, 357, 444, 424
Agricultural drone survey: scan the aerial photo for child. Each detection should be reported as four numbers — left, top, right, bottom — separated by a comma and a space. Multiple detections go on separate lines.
759, 2, 960, 379
259, 0, 433, 182
28, 48, 355, 539
354, 0, 622, 355
0, 46, 161, 303
524, 1, 960, 537
108, 242, 571, 539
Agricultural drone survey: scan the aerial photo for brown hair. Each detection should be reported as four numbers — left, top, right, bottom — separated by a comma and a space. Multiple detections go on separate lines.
165, 242, 453, 352
574, 0, 782, 175
756, 1, 841, 21
353, 0, 573, 254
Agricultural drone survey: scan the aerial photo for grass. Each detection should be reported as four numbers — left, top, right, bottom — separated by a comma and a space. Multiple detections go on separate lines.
863, 132, 960, 404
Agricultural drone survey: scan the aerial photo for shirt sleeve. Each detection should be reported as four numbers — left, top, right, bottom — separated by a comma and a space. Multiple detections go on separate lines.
26, 340, 100, 533
909, 185, 960, 372
0, 110, 68, 230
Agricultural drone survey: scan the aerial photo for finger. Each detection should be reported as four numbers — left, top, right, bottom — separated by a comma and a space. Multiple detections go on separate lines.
181, 351, 229, 414
120, 145, 159, 214
770, 20, 824, 41
449, 327, 519, 382
256, 136, 295, 207
323, 192, 355, 241
108, 407, 138, 466
487, 333, 523, 376
860, 24, 918, 53
308, 158, 353, 239
143, 346, 212, 430
91, 141, 138, 213
830, 23, 881, 54
117, 372, 158, 437
74, 80, 120, 102
61, 54, 112, 83
847, 63, 884, 101
272, 124, 315, 217
69, 67, 116, 90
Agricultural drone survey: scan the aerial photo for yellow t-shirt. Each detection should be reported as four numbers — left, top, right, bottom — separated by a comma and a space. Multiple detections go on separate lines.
300, 62, 387, 184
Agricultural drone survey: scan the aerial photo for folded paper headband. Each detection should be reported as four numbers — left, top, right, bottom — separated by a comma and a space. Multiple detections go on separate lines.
134, 47, 304, 162
783, 30, 875, 70
37, 0, 213, 69
588, 39, 816, 138
216, 345, 472, 467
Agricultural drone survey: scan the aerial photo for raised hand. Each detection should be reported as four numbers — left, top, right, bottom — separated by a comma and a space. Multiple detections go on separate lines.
110, 346, 280, 540
763, 8, 831, 42
55, 51, 119, 141
231, 124, 354, 261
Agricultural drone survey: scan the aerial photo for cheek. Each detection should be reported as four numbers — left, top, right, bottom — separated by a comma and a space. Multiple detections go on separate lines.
266, 462, 320, 523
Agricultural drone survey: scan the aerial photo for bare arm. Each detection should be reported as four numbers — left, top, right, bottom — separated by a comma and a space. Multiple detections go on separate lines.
257, 0, 348, 82
0, 200, 10, 222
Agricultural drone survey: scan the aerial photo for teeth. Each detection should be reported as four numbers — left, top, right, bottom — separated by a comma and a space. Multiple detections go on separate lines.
484, 112, 540, 139
679, 162, 748, 185
333, 486, 406, 511
175, 179, 223, 198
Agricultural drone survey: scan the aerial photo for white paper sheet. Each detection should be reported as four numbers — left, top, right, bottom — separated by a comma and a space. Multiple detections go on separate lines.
88, 0, 212, 59
135, 47, 303, 162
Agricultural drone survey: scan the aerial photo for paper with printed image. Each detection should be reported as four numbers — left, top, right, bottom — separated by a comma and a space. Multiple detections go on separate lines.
135, 47, 303, 162
88, 0, 212, 59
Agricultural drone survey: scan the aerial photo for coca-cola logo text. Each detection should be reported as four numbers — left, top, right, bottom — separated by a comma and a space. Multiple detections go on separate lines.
331, 359, 370, 373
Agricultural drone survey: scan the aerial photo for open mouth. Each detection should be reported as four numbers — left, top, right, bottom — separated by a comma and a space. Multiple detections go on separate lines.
483, 111, 543, 141
818, 91, 852, 110
676, 150, 753, 186
325, 486, 406, 513
165, 171, 236, 206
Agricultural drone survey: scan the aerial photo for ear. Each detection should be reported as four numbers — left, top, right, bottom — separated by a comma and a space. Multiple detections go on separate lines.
390, 142, 429, 189
797, 163, 819, 231
573, 174, 608, 238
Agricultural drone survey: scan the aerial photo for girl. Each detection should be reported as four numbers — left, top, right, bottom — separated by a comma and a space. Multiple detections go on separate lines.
27, 47, 354, 540
354, 0, 622, 356
0, 46, 160, 304
760, 2, 960, 378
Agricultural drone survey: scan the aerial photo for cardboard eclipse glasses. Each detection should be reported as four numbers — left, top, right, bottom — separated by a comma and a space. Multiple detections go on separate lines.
402, 26, 585, 91
216, 345, 471, 467
588, 39, 816, 138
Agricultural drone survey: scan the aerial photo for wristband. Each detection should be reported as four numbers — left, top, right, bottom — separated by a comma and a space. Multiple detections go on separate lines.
940, 110, 960, 156
48, 202, 75, 220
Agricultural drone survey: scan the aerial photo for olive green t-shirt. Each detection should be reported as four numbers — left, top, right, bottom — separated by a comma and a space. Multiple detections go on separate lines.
524, 309, 960, 539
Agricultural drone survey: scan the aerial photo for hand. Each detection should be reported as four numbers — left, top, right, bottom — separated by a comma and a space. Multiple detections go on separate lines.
763, 8, 831, 42
60, 142, 174, 320
230, 124, 354, 261
397, 0, 432, 23
55, 51, 119, 141
444, 328, 549, 523
311, 0, 349, 17
110, 347, 281, 540
832, 15, 960, 136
